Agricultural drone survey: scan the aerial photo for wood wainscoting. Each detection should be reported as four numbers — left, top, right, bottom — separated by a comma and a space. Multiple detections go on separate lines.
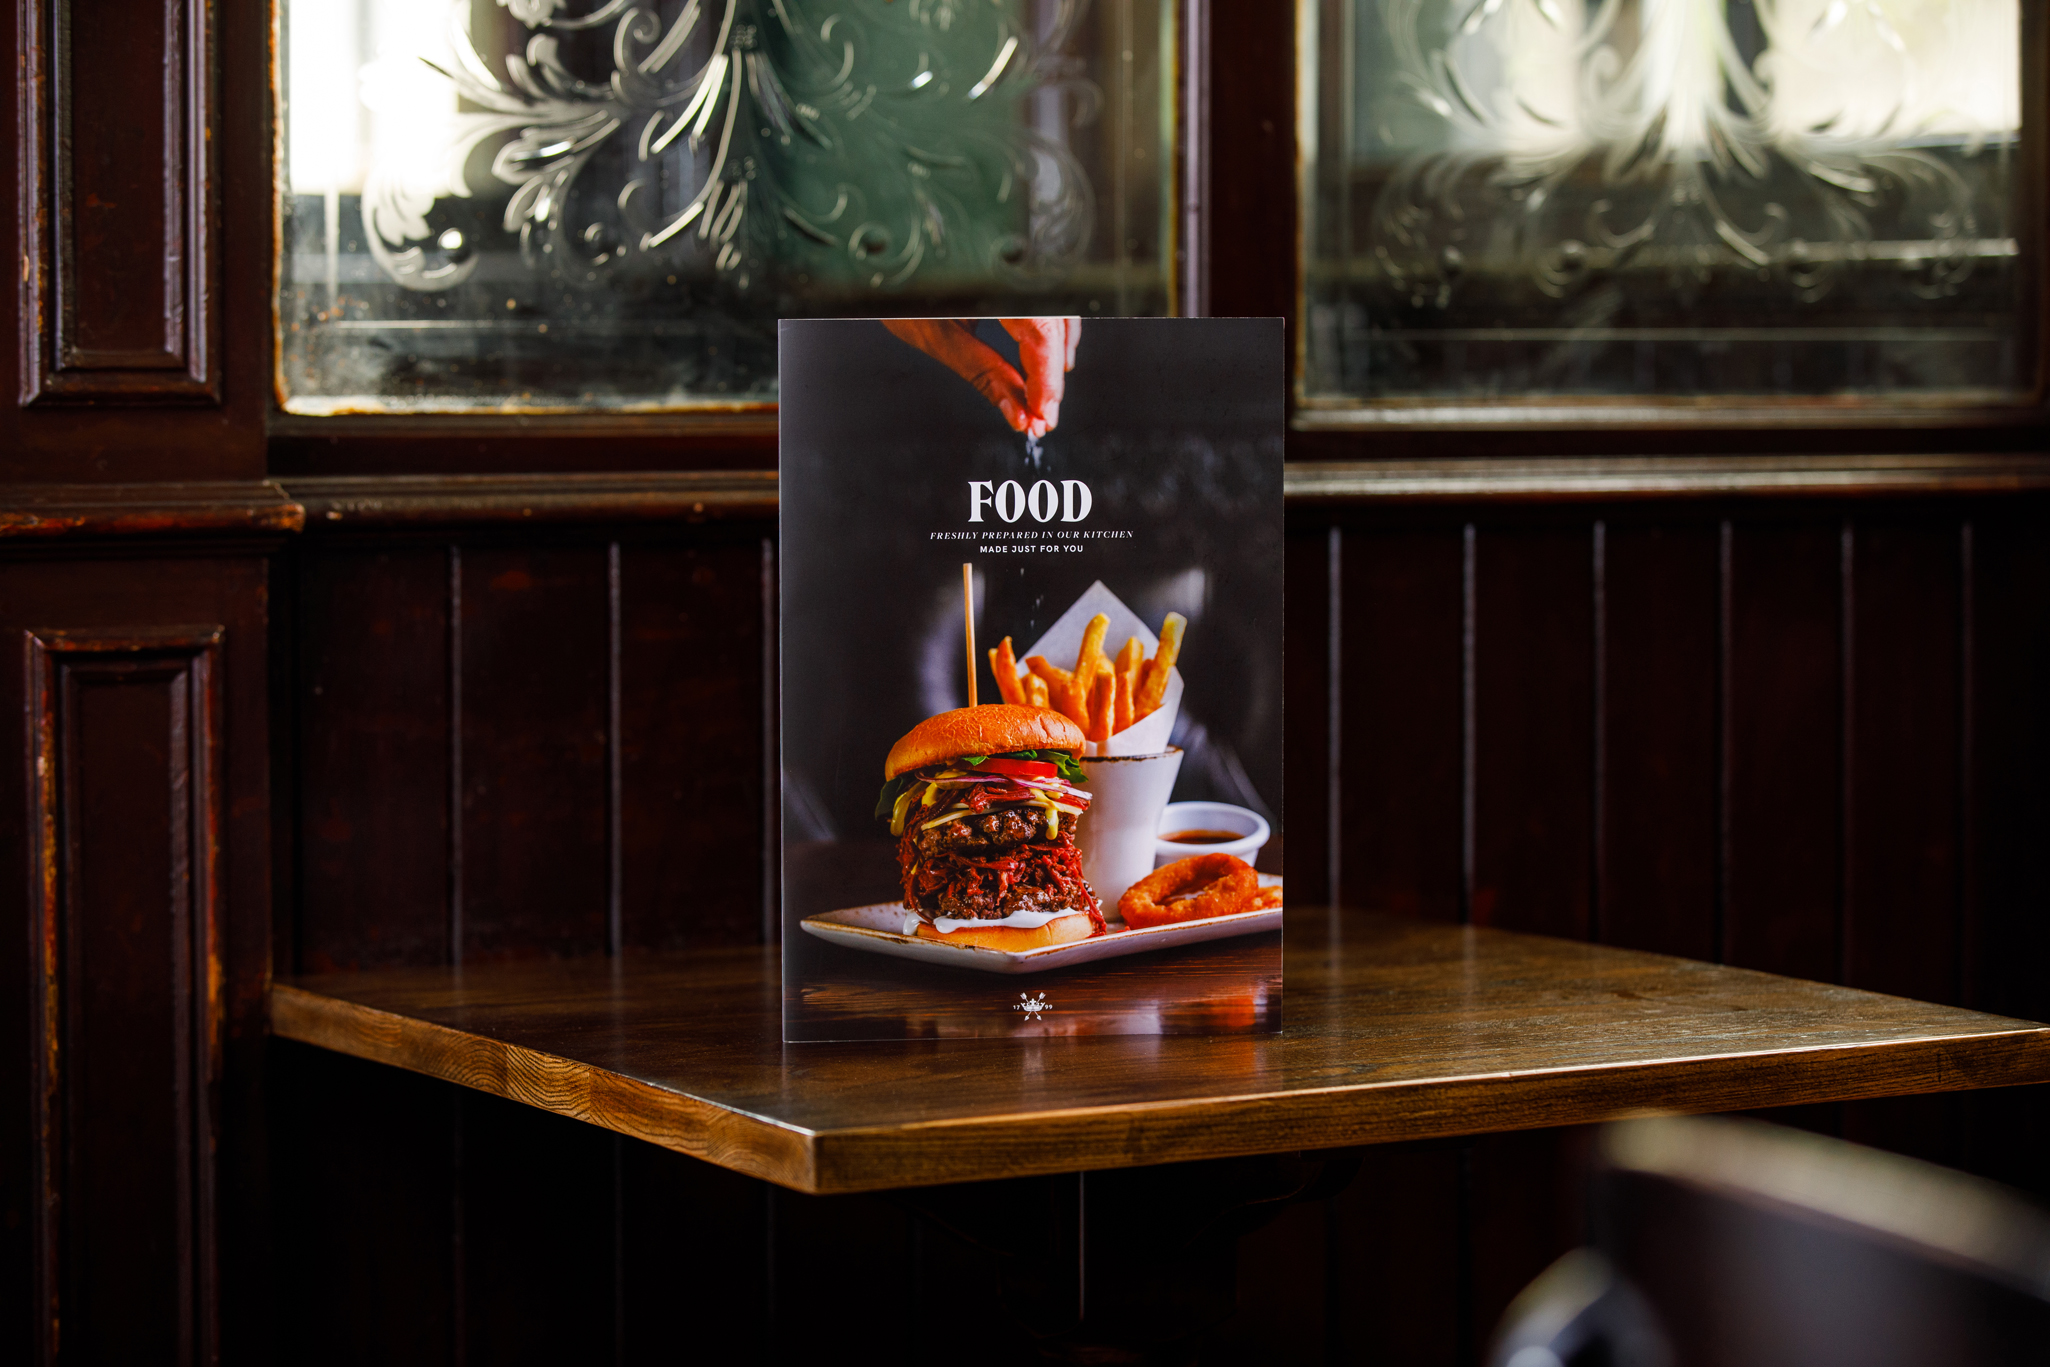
0, 546, 276, 1367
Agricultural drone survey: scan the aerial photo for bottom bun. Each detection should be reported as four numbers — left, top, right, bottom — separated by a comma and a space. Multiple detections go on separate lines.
914, 912, 1095, 950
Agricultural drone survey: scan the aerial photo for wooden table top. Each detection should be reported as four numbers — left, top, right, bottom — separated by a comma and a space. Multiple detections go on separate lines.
270, 910, 2050, 1194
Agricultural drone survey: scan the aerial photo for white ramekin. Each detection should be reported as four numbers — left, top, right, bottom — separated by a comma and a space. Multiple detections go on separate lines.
1152, 800, 1270, 868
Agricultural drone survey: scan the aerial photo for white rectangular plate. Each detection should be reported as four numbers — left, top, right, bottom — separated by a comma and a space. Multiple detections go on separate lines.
800, 878, 1281, 976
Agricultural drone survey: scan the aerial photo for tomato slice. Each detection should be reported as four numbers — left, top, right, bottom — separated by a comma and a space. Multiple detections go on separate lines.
975, 757, 1056, 779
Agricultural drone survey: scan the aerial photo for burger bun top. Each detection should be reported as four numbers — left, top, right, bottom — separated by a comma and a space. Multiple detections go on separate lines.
885, 705, 1085, 779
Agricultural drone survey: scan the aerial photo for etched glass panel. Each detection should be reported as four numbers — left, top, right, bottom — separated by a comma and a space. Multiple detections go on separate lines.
279, 0, 1171, 413
1301, 0, 2030, 411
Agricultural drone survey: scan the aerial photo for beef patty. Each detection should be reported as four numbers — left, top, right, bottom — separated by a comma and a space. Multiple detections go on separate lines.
910, 806, 1044, 859
935, 881, 1065, 921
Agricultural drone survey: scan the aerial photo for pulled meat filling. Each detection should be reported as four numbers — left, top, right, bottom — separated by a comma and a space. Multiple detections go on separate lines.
891, 775, 1101, 932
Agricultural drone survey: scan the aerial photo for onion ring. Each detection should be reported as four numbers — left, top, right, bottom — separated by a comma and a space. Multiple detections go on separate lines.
1119, 854, 1260, 928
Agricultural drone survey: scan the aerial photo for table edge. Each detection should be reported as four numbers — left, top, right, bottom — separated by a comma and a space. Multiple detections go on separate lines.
269, 980, 2050, 1196
270, 982, 823, 1191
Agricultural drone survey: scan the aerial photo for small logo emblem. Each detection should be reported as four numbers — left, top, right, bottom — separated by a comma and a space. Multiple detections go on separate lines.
1013, 991, 1052, 1019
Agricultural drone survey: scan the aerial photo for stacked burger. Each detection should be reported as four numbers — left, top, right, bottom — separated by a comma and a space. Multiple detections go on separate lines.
875, 705, 1102, 948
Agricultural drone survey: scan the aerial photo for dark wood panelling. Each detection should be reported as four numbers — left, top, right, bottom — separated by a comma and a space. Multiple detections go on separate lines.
25, 626, 223, 1367
768, 1187, 919, 1361
16, 0, 215, 402
458, 1090, 620, 1366
457, 547, 611, 961
1472, 526, 1595, 936
617, 1134, 769, 1365
1842, 522, 1964, 1006
0, 482, 301, 539
288, 527, 778, 966
267, 1043, 454, 1367
1205, 2, 1293, 326
1601, 523, 1720, 959
0, 558, 269, 1367
618, 538, 768, 950
1950, 513, 2050, 1198
1335, 525, 1465, 921
293, 549, 451, 973
1724, 522, 1844, 980
1326, 1143, 1465, 1366
1285, 455, 2050, 501
285, 472, 775, 529
1836, 525, 1966, 1167
266, 424, 780, 479
1968, 514, 2050, 1031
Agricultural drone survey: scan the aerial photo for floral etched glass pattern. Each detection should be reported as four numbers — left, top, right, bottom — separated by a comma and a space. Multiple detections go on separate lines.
1300, 0, 2030, 412
279, 0, 1171, 413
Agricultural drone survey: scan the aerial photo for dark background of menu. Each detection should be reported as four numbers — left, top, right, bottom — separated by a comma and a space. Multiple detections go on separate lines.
777, 317, 1285, 908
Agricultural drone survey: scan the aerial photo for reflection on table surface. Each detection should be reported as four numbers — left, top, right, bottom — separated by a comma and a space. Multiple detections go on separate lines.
787, 926, 1282, 1042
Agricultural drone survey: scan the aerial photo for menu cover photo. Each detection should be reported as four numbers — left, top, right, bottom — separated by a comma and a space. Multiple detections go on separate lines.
779, 317, 1283, 1042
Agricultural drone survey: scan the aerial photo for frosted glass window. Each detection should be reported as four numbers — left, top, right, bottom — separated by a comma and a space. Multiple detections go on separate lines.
278, 0, 1172, 414
1301, 0, 2030, 413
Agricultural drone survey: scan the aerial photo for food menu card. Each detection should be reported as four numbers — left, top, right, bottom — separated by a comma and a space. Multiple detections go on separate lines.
778, 318, 1283, 1042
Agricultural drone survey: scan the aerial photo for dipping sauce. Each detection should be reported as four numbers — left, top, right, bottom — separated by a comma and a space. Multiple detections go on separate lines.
1162, 829, 1244, 845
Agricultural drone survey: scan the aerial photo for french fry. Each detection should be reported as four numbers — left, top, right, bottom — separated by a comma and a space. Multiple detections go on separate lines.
1134, 613, 1187, 716
1086, 665, 1114, 743
1113, 659, 1133, 733
1072, 613, 1110, 698
1025, 655, 1074, 694
988, 637, 1024, 706
1154, 612, 1187, 674
1024, 654, 1079, 718
1113, 638, 1142, 732
1025, 674, 1050, 709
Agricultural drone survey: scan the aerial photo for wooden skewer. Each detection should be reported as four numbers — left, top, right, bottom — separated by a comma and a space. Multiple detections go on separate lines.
962, 563, 978, 708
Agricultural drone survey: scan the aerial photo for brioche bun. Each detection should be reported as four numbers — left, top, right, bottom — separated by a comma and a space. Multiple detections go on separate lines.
913, 912, 1096, 951
885, 704, 1084, 779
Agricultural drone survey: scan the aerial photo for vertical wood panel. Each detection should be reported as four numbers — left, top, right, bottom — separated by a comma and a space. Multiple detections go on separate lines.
1472, 526, 1594, 937
618, 537, 766, 950
1282, 526, 1333, 903
295, 550, 451, 972
27, 627, 223, 1367
1836, 521, 1966, 1191
1957, 507, 2050, 1199
1336, 525, 1465, 921
1725, 523, 1842, 980
1601, 523, 1720, 959
1840, 521, 1963, 1005
17, 0, 217, 400
459, 547, 611, 960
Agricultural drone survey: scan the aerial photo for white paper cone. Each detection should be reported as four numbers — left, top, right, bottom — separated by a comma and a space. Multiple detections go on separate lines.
1016, 581, 1182, 757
